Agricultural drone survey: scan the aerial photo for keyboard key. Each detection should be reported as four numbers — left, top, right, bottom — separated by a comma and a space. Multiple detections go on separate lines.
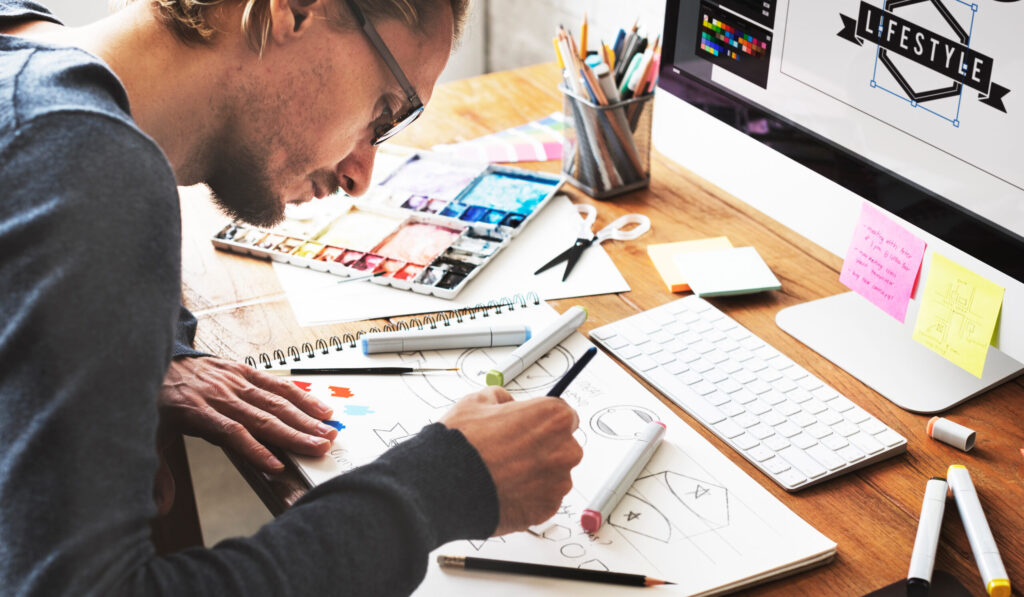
761, 411, 786, 427
788, 388, 813, 403
818, 409, 844, 426
680, 370, 702, 385
677, 349, 702, 363
705, 369, 728, 384
590, 327, 615, 340
792, 412, 817, 428
734, 433, 759, 450
731, 389, 757, 404
876, 430, 906, 447
837, 444, 865, 463
693, 341, 716, 354
860, 418, 889, 435
763, 391, 788, 406
654, 352, 676, 365
717, 379, 743, 394
748, 444, 775, 462
748, 399, 771, 416
792, 432, 818, 450
764, 435, 790, 451
778, 469, 808, 488
776, 400, 801, 416
806, 423, 833, 440
720, 401, 744, 417
664, 340, 686, 354
845, 407, 872, 424
813, 386, 840, 401
749, 423, 774, 440
650, 331, 674, 344
617, 345, 641, 359
806, 444, 846, 471
641, 342, 664, 355
748, 379, 772, 395
834, 421, 860, 437
596, 334, 627, 349
758, 368, 783, 383
762, 456, 791, 474
826, 395, 856, 412
691, 359, 715, 374
849, 432, 884, 455
665, 360, 688, 375
705, 329, 727, 343
705, 391, 731, 406
691, 380, 717, 396
635, 318, 660, 335
822, 434, 849, 451
718, 339, 740, 353
798, 376, 823, 391
772, 377, 798, 393
779, 446, 826, 479
733, 369, 757, 384
715, 419, 745, 439
734, 412, 760, 428
721, 359, 743, 374
746, 358, 768, 372
628, 355, 659, 372
776, 421, 802, 438
619, 327, 650, 346
803, 399, 827, 415
707, 350, 730, 364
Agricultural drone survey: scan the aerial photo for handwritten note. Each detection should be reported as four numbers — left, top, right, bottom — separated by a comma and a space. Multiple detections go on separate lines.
912, 253, 1004, 378
839, 204, 927, 323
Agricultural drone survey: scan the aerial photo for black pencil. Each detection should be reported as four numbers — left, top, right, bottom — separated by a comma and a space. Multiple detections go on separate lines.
437, 555, 673, 587
547, 346, 598, 398
264, 367, 458, 375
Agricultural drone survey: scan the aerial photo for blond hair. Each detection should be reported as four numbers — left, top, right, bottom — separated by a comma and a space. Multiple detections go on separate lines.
114, 0, 469, 55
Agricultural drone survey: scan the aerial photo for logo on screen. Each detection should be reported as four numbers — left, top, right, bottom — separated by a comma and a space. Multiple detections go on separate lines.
838, 0, 1010, 125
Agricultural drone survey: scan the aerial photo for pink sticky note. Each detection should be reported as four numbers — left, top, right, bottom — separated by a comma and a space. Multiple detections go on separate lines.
839, 204, 927, 323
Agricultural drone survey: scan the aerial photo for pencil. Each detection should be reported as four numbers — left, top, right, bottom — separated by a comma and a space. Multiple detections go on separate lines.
437, 555, 673, 587
579, 12, 588, 60
264, 367, 458, 376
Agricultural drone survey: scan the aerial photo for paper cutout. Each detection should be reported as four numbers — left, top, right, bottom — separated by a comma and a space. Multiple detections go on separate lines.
912, 253, 1004, 378
328, 386, 354, 398
839, 204, 927, 323
292, 380, 313, 392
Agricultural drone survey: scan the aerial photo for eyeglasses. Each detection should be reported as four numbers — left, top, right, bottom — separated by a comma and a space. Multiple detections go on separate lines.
343, 0, 425, 145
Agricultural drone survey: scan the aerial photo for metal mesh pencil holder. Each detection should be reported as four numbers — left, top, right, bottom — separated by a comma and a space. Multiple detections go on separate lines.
560, 86, 653, 200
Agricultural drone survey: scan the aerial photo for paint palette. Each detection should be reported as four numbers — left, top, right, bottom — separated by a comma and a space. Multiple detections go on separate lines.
211, 153, 563, 299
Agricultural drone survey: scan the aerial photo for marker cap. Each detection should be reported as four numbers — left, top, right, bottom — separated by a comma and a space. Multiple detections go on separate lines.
987, 578, 1011, 597
485, 369, 504, 386
580, 509, 602, 533
928, 416, 976, 451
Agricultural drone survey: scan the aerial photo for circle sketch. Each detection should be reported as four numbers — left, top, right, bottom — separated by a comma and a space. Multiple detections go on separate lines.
589, 405, 658, 440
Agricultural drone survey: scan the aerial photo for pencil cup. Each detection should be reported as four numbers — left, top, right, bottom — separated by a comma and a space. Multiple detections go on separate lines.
560, 87, 652, 200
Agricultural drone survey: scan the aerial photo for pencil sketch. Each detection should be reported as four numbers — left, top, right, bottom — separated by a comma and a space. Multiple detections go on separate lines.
560, 543, 586, 558
636, 471, 730, 538
540, 524, 572, 542
589, 405, 659, 440
373, 422, 416, 448
466, 536, 506, 552
608, 493, 672, 543
578, 559, 609, 571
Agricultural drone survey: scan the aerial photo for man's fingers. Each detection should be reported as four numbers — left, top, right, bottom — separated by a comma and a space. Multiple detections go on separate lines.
220, 387, 334, 456
189, 408, 286, 473
236, 384, 338, 441
244, 367, 333, 419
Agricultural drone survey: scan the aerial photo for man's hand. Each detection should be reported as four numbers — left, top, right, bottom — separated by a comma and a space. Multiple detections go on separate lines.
158, 356, 338, 473
441, 387, 583, 536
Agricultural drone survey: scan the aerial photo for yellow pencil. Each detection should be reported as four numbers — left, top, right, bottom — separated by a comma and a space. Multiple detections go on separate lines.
553, 35, 565, 69
604, 42, 615, 70
579, 13, 588, 60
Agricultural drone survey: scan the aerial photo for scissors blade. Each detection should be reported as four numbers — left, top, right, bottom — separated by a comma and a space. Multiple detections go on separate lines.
560, 238, 594, 281
534, 244, 577, 275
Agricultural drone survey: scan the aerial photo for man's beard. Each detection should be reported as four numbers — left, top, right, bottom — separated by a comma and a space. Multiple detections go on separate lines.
206, 144, 287, 229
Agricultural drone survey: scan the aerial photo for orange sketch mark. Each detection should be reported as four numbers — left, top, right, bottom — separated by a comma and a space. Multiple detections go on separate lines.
292, 381, 313, 392
328, 386, 354, 398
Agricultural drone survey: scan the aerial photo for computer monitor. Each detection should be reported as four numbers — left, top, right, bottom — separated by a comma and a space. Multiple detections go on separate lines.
654, 0, 1023, 413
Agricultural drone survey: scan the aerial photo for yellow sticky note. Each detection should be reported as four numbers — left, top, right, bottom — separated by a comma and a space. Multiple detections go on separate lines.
647, 237, 732, 292
912, 253, 1004, 378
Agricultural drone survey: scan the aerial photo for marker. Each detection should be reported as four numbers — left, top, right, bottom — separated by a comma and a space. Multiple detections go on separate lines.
947, 465, 1011, 597
907, 477, 948, 597
547, 347, 598, 397
581, 420, 665, 533
927, 416, 976, 452
486, 306, 587, 386
360, 324, 530, 354
437, 555, 672, 587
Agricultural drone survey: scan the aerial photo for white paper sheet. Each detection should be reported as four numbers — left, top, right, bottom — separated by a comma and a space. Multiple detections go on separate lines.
284, 303, 837, 595
273, 195, 631, 326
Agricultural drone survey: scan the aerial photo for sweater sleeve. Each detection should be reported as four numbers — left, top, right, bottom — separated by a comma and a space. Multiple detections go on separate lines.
0, 113, 499, 597
171, 304, 209, 358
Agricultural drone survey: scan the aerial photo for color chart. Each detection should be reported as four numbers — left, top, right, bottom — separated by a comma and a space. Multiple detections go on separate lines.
211, 152, 563, 299
696, 1, 773, 88
432, 112, 567, 163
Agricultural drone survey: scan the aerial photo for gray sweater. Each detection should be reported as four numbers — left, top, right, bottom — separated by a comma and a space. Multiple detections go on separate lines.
0, 2, 498, 595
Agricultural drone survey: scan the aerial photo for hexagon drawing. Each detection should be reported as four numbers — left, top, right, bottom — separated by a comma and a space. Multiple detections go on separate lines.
877, 0, 969, 104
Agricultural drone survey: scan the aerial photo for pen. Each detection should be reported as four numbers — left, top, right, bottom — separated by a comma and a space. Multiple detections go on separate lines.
265, 366, 458, 375
947, 465, 1011, 597
581, 420, 666, 532
486, 305, 587, 386
359, 324, 531, 354
547, 346, 598, 397
437, 555, 673, 587
907, 477, 948, 597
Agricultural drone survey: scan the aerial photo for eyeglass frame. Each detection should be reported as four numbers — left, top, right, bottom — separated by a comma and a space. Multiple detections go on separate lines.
342, 0, 425, 145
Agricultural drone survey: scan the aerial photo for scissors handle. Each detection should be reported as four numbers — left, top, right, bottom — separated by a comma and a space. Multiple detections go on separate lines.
595, 214, 651, 242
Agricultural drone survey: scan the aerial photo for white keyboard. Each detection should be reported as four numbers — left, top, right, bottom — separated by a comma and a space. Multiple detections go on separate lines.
589, 296, 907, 491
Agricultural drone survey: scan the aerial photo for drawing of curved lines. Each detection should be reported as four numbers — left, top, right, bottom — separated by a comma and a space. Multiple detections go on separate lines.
589, 405, 658, 440
396, 350, 469, 409
607, 493, 672, 543
640, 470, 730, 530
455, 346, 575, 393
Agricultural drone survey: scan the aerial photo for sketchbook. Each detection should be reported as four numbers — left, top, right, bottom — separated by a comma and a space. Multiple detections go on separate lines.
249, 297, 837, 595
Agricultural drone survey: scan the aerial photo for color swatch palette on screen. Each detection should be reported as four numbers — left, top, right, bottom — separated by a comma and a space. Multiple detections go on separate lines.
700, 16, 767, 61
432, 113, 566, 163
211, 152, 563, 299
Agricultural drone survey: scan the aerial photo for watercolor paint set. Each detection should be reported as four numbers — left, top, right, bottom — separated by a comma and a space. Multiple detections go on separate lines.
211, 153, 563, 298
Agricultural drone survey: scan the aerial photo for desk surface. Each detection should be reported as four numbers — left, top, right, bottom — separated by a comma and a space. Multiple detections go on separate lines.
180, 63, 1024, 597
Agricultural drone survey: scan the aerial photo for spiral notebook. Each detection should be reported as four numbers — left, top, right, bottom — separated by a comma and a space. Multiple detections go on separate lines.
248, 295, 837, 596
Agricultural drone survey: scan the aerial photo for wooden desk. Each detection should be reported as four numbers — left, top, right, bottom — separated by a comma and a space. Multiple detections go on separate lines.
180, 63, 1024, 596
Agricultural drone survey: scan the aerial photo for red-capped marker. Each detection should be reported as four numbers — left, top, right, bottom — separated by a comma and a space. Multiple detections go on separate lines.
581, 420, 666, 533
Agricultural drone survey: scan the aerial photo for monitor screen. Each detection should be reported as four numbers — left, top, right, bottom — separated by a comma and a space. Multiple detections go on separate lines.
659, 0, 1024, 282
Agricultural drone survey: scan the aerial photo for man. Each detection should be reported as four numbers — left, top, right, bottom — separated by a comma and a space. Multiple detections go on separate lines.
0, 0, 583, 594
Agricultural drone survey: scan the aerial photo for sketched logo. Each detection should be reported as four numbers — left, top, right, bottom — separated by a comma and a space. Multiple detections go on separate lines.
838, 0, 1010, 126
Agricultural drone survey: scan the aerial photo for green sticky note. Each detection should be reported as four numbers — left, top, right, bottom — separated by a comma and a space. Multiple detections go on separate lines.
912, 253, 1004, 378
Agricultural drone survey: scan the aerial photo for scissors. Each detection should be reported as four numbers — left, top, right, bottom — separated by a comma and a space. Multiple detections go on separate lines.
535, 204, 651, 281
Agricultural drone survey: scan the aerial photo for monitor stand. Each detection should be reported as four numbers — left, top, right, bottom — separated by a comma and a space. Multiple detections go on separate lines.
776, 292, 1024, 414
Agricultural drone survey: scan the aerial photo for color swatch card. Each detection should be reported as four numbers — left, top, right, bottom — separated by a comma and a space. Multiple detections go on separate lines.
647, 237, 733, 293
211, 149, 564, 299
912, 253, 1004, 378
673, 246, 781, 297
839, 204, 927, 323
433, 112, 566, 163
270, 301, 836, 596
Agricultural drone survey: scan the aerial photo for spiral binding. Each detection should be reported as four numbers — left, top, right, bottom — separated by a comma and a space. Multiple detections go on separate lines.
244, 292, 541, 369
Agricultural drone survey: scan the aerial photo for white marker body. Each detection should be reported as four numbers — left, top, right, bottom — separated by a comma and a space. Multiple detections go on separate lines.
489, 306, 587, 385
581, 421, 665, 532
947, 466, 1009, 592
361, 324, 530, 354
907, 478, 948, 586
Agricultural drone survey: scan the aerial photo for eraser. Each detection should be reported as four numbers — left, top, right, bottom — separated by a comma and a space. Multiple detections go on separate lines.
927, 416, 976, 452
580, 509, 602, 533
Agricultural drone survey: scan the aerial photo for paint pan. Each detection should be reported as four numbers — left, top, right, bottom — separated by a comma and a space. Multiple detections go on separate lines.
257, 234, 286, 250
294, 242, 324, 258
458, 205, 488, 222
275, 237, 304, 254
400, 195, 430, 210
315, 208, 405, 252
500, 213, 526, 228
439, 204, 467, 218
337, 250, 365, 267
436, 271, 467, 289
231, 227, 259, 245
424, 199, 449, 214
393, 263, 424, 281
451, 236, 500, 257
380, 154, 485, 201
379, 258, 407, 277
455, 171, 557, 216
215, 223, 240, 240
352, 253, 385, 272
417, 266, 445, 286
371, 221, 464, 265
431, 254, 483, 276
316, 246, 345, 262
481, 209, 507, 224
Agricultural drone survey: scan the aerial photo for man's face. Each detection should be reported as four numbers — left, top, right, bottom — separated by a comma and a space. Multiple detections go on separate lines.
207, 5, 453, 227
